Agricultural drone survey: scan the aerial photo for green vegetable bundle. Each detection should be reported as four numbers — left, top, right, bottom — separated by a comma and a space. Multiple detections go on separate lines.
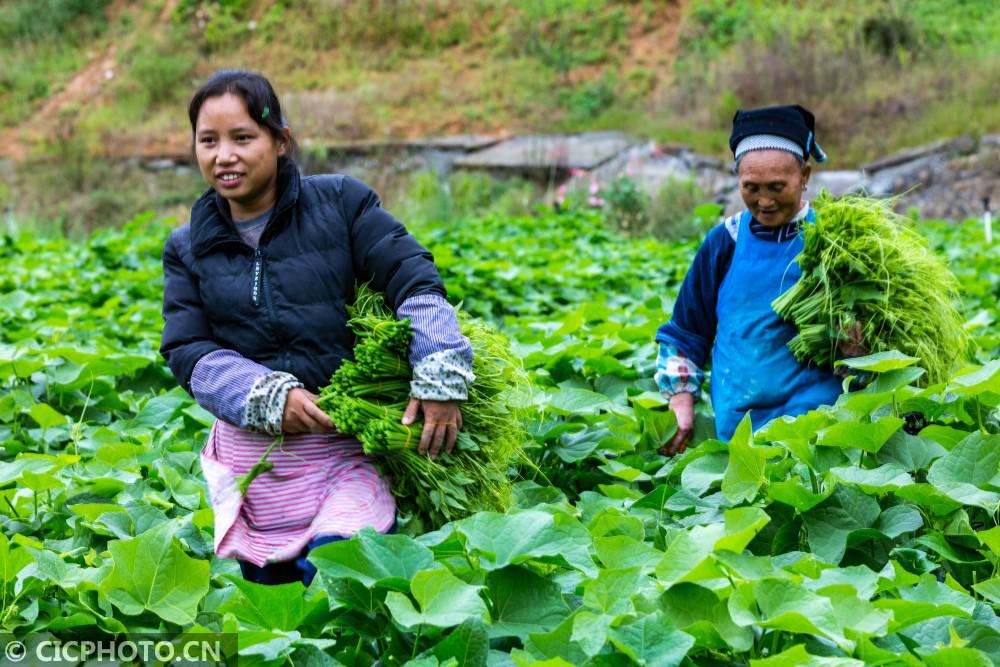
316, 286, 529, 533
772, 190, 969, 384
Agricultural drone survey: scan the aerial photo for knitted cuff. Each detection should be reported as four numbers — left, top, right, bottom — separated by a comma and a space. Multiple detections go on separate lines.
409, 349, 475, 401
242, 371, 305, 435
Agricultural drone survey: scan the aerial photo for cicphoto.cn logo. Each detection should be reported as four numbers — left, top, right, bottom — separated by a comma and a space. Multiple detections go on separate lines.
1, 634, 237, 666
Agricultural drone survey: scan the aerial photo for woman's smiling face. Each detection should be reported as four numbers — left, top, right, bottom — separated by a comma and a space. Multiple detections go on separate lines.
194, 92, 287, 220
737, 150, 811, 227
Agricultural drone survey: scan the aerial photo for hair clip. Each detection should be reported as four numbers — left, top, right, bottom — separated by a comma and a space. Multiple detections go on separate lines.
261, 106, 270, 120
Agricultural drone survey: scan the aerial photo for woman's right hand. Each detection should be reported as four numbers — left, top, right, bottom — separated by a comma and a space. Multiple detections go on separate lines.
283, 388, 335, 434
659, 391, 695, 457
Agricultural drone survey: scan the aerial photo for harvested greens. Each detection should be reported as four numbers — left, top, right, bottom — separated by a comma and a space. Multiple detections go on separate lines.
773, 190, 969, 383
316, 286, 530, 532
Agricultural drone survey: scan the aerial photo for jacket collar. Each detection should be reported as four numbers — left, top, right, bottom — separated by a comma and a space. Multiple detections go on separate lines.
190, 157, 301, 257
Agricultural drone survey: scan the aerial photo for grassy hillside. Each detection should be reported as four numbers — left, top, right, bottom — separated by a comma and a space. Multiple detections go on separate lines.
2, 0, 999, 168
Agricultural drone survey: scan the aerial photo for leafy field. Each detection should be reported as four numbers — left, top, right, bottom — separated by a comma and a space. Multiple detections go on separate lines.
1, 206, 999, 665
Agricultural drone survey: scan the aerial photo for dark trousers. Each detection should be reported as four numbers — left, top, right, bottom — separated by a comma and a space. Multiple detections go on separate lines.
238, 534, 345, 586
238, 524, 395, 586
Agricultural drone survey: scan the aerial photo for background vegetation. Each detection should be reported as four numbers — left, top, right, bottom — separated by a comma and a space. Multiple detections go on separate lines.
2, 0, 999, 164
2, 0, 999, 233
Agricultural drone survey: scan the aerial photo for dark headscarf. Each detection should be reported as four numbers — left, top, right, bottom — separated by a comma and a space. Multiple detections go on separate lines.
729, 104, 827, 163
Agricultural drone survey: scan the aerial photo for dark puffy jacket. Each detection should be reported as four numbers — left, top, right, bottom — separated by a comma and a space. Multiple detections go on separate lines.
160, 159, 445, 393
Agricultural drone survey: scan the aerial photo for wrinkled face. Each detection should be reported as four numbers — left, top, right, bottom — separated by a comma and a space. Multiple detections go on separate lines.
737, 150, 811, 227
194, 93, 287, 220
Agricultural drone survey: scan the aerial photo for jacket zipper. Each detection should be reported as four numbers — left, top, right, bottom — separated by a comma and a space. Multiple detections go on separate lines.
251, 247, 263, 306
260, 257, 279, 325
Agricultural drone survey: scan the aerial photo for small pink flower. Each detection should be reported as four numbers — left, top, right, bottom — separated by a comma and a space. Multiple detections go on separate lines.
588, 196, 606, 207
589, 181, 600, 195
571, 168, 585, 178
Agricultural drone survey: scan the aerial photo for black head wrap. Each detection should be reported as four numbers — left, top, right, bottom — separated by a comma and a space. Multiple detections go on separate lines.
729, 104, 827, 163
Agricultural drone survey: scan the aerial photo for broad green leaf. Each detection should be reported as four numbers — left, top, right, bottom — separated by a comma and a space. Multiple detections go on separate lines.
0, 532, 33, 585
308, 527, 434, 591
716, 507, 771, 553
183, 403, 216, 427
759, 411, 834, 442
920, 424, 973, 451
894, 483, 963, 516
976, 526, 1000, 558
587, 510, 644, 541
768, 477, 833, 511
837, 388, 895, 417
606, 610, 694, 667
594, 536, 663, 574
973, 579, 1000, 606
750, 644, 863, 666
485, 566, 570, 638
807, 565, 880, 599
654, 510, 768, 588
660, 583, 753, 652
583, 567, 642, 616
830, 463, 912, 492
802, 486, 882, 564
921, 646, 993, 666
875, 505, 923, 538
523, 612, 591, 664
552, 427, 606, 463
67, 503, 126, 522
722, 414, 765, 503
655, 526, 722, 587
947, 361, 1000, 395
100, 522, 209, 625
27, 403, 67, 429
217, 577, 325, 631
816, 417, 903, 454
680, 452, 727, 497
728, 579, 849, 650
547, 388, 613, 415
598, 459, 651, 482
915, 532, 986, 564
431, 617, 489, 667
877, 432, 948, 472
384, 568, 488, 629
835, 351, 920, 372
927, 433, 1000, 510
874, 577, 976, 630
456, 510, 597, 577
129, 392, 187, 430
18, 470, 64, 492
824, 586, 892, 638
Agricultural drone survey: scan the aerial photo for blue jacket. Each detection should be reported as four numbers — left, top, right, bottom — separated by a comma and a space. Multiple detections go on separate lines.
160, 158, 446, 394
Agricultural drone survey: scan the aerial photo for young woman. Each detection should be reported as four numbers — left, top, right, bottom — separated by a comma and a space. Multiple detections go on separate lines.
160, 70, 473, 585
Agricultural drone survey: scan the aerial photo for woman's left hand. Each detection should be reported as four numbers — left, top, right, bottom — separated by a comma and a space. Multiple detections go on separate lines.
402, 398, 463, 460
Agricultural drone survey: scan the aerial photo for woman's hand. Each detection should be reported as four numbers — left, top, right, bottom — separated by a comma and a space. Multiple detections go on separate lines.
838, 321, 869, 359
283, 388, 335, 434
402, 398, 463, 460
659, 392, 695, 457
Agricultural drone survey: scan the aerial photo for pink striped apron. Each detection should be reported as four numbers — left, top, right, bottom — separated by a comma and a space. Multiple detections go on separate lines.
199, 420, 396, 566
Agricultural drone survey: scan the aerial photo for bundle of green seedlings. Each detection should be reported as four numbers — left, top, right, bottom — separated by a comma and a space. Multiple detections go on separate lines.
314, 286, 529, 533
772, 190, 968, 384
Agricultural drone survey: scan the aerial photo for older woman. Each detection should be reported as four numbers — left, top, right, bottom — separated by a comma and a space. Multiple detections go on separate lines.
655, 104, 847, 455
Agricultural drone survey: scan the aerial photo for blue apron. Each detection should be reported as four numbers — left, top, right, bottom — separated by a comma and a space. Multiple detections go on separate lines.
711, 209, 843, 440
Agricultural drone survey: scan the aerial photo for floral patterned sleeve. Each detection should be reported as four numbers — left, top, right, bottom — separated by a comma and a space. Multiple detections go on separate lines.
654, 342, 705, 402
397, 294, 475, 401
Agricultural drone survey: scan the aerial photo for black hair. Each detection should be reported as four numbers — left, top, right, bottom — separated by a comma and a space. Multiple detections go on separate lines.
188, 69, 298, 158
